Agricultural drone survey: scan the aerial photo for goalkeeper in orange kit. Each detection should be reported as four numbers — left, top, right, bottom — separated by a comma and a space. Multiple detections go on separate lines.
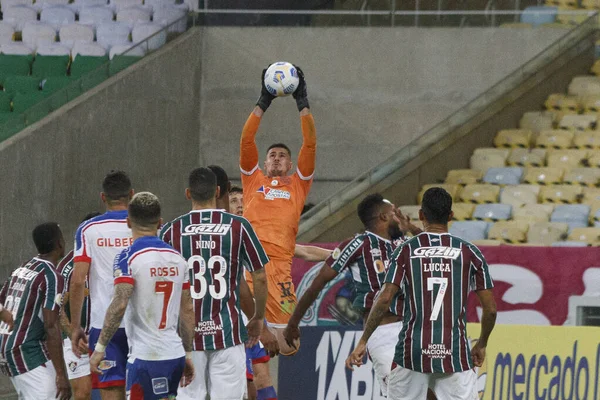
240, 65, 315, 400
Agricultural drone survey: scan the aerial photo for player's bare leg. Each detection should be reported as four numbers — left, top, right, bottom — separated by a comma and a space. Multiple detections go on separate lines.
253, 362, 276, 399
247, 380, 257, 400
100, 387, 125, 400
71, 376, 92, 400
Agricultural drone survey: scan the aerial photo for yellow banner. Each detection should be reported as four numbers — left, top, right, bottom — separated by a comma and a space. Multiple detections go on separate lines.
467, 323, 600, 400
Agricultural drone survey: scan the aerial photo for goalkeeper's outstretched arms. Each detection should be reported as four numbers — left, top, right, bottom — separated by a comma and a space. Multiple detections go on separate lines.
293, 66, 316, 181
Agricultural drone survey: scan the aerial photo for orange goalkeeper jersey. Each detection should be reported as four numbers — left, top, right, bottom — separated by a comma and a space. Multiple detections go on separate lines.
240, 111, 316, 262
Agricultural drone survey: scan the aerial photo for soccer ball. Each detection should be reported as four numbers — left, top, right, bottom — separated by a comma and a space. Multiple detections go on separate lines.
263, 62, 299, 97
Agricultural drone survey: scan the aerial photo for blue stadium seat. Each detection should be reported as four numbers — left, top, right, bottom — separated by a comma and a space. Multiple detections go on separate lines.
473, 204, 512, 222
449, 221, 490, 242
520, 6, 557, 27
483, 167, 523, 186
550, 204, 590, 231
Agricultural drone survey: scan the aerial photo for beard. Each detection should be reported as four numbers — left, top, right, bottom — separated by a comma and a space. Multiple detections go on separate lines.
388, 224, 403, 240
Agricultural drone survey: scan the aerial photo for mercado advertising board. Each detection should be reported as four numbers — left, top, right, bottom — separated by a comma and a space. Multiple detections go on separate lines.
278, 324, 600, 400
292, 245, 600, 327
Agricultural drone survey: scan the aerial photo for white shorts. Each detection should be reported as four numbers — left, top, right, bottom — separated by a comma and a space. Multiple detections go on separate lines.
367, 321, 402, 397
387, 365, 478, 400
10, 361, 56, 400
63, 338, 91, 380
177, 344, 246, 400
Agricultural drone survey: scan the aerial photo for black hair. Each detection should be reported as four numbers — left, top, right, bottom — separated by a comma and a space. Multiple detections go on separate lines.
81, 212, 101, 223
207, 165, 230, 200
128, 192, 161, 228
32, 222, 62, 254
102, 170, 132, 201
421, 187, 453, 225
267, 143, 292, 157
188, 167, 217, 202
230, 186, 243, 194
302, 202, 315, 215
357, 193, 385, 228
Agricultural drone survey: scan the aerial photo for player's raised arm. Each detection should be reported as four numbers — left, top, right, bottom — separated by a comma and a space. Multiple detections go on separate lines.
294, 244, 332, 262
293, 66, 316, 181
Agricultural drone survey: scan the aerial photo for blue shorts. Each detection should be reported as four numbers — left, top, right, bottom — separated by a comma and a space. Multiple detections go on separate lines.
88, 327, 128, 389
245, 342, 270, 381
126, 357, 185, 400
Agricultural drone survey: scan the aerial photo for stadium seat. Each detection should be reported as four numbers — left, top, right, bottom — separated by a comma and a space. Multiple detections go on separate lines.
72, 42, 107, 57
499, 184, 540, 207
0, 92, 12, 112
131, 22, 166, 51
585, 150, 600, 168
493, 129, 532, 149
513, 203, 554, 222
36, 43, 70, 56
33, 0, 70, 10
108, 54, 140, 75
568, 76, 600, 97
449, 221, 489, 242
78, 6, 115, 28
32, 54, 69, 77
22, 22, 56, 49
522, 167, 563, 185
470, 239, 503, 246
0, 43, 34, 55
3, 75, 40, 93
116, 6, 151, 28
445, 169, 482, 185
0, 0, 30, 11
145, 0, 176, 9
506, 148, 546, 167
11, 91, 46, 113
552, 241, 588, 247
546, 149, 588, 170
563, 168, 600, 187
58, 24, 94, 49
0, 54, 33, 83
487, 221, 529, 244
581, 95, 600, 114
0, 112, 26, 140
535, 130, 574, 149
520, 6, 557, 26
551, 204, 591, 230
109, 0, 143, 12
539, 184, 582, 204
451, 203, 475, 220
0, 22, 16, 46
41, 75, 76, 94
470, 148, 509, 173
573, 132, 600, 149
527, 222, 569, 245
417, 184, 461, 204
97, 22, 131, 49
473, 203, 511, 222
590, 204, 600, 227
544, 94, 579, 113
70, 54, 109, 78
79, 62, 108, 91
582, 187, 600, 203
483, 167, 523, 186
3, 6, 38, 32
519, 111, 553, 133
40, 6, 76, 30
399, 205, 420, 221
568, 227, 600, 245
583, 0, 600, 9
108, 43, 145, 59
559, 115, 597, 131
71, 0, 108, 12
152, 5, 187, 33
459, 184, 500, 204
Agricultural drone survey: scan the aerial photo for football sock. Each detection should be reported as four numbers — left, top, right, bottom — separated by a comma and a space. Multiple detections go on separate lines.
257, 386, 277, 400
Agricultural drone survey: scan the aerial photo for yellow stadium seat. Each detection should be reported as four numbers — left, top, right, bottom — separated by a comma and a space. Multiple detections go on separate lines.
506, 148, 546, 167
399, 205, 420, 222
451, 203, 475, 220
588, 201, 600, 224
519, 111, 554, 133
563, 168, 600, 187
471, 239, 503, 246
493, 129, 532, 148
523, 167, 564, 185
544, 94, 580, 113
573, 132, 600, 149
558, 114, 597, 131
546, 149, 588, 169
417, 184, 461, 204
583, 150, 600, 167
581, 95, 600, 114
582, 187, 600, 203
500, 184, 540, 207
527, 222, 569, 245
513, 204, 554, 222
535, 130, 574, 149
539, 184, 583, 204
568, 227, 600, 245
445, 169, 482, 185
459, 184, 500, 204
470, 148, 509, 173
582, 0, 600, 10
568, 76, 600, 97
488, 221, 529, 244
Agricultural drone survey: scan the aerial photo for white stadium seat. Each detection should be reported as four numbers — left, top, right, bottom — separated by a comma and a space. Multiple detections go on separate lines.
36, 42, 70, 55
78, 6, 114, 28
59, 23, 94, 48
32, 0, 69, 11
0, 42, 34, 54
0, 22, 15, 45
152, 5, 187, 33
40, 6, 76, 30
22, 21, 56, 49
108, 42, 144, 59
131, 22, 165, 51
96, 21, 131, 49
72, 41, 107, 58
0, 0, 30, 12
71, 0, 107, 12
3, 5, 38, 32
116, 6, 151, 28
109, 0, 142, 12
144, 0, 175, 10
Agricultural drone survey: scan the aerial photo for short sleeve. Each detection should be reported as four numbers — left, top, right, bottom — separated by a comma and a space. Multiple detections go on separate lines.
384, 244, 409, 288
73, 223, 92, 263
113, 249, 134, 285
159, 223, 172, 246
328, 237, 364, 273
240, 218, 269, 273
41, 267, 65, 311
468, 244, 494, 291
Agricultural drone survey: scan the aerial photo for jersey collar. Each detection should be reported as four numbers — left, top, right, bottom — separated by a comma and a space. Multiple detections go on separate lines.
365, 230, 391, 243
33, 257, 55, 268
